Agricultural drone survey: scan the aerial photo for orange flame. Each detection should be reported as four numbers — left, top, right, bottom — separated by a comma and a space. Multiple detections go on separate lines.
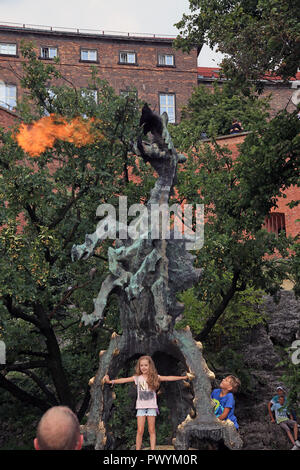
16, 114, 102, 157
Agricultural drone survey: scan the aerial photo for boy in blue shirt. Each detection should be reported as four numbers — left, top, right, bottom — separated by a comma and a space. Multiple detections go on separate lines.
211, 375, 241, 429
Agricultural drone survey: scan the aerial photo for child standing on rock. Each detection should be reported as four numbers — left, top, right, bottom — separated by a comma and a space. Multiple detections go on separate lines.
103, 355, 189, 450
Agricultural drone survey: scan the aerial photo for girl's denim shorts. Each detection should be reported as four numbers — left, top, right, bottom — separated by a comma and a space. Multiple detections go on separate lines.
136, 408, 158, 417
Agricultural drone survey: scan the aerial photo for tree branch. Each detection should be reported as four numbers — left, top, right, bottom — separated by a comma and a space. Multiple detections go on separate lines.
24, 203, 42, 230
196, 270, 242, 342
77, 385, 91, 422
48, 180, 95, 230
0, 361, 47, 372
21, 370, 59, 406
18, 350, 49, 358
3, 295, 41, 329
48, 279, 91, 319
62, 220, 81, 250
0, 372, 49, 412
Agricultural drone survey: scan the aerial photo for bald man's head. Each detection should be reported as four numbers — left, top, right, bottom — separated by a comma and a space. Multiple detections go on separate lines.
34, 406, 83, 450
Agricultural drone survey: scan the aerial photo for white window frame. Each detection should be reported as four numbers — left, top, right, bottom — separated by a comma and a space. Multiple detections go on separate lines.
159, 93, 175, 123
0, 83, 17, 110
41, 46, 58, 59
81, 49, 98, 62
43, 88, 57, 115
0, 43, 17, 56
81, 89, 98, 103
158, 54, 174, 66
80, 89, 98, 118
119, 51, 137, 64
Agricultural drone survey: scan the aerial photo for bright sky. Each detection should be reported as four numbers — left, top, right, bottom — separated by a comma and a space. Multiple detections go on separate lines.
0, 0, 223, 66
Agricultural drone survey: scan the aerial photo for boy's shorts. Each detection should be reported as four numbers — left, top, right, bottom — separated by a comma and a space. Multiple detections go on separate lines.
279, 419, 296, 432
136, 408, 157, 417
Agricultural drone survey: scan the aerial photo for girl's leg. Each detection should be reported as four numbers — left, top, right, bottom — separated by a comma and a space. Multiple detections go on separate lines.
136, 416, 146, 450
147, 416, 156, 450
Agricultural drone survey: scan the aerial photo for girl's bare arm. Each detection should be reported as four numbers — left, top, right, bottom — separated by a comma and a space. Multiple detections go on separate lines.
103, 375, 135, 385
159, 375, 188, 382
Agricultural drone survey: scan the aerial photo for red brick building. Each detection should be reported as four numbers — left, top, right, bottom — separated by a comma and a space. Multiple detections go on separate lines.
197, 66, 300, 117
0, 29, 298, 240
0, 105, 20, 129
206, 132, 300, 239
197, 67, 299, 240
0, 23, 198, 125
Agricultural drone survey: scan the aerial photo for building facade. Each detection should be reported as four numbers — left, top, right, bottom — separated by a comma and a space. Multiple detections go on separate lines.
0, 27, 298, 240
0, 23, 198, 125
202, 132, 300, 239
197, 66, 300, 117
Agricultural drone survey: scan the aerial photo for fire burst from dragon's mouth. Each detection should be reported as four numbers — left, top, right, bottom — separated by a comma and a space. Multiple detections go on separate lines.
16, 114, 103, 157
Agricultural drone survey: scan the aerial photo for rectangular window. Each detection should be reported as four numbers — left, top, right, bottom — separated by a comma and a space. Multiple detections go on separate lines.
159, 93, 175, 123
0, 83, 17, 110
81, 89, 98, 103
43, 88, 57, 116
80, 89, 98, 119
81, 49, 98, 62
158, 54, 174, 66
0, 43, 17, 56
119, 51, 137, 64
263, 213, 286, 236
40, 47, 58, 59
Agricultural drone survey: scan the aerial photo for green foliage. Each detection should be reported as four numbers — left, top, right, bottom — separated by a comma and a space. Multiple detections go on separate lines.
176, 285, 266, 344
207, 347, 254, 393
175, 0, 300, 82
0, 388, 37, 450
277, 349, 300, 416
0, 41, 153, 428
171, 82, 270, 145
108, 383, 137, 449
171, 100, 299, 341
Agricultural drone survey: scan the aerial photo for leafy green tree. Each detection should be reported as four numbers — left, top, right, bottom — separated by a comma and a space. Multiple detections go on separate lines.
0, 43, 152, 418
176, 285, 266, 346
171, 81, 270, 143
175, 0, 300, 82
170, 107, 300, 341
170, 0, 300, 342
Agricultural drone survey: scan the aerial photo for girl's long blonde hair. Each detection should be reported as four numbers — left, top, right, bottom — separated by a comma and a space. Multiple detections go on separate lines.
135, 355, 160, 391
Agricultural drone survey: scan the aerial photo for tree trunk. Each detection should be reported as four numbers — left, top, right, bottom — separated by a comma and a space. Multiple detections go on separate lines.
2, 296, 75, 412
196, 270, 241, 342
35, 303, 75, 410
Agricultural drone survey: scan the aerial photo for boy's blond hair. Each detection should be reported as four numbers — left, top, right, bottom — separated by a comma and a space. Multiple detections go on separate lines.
227, 375, 241, 393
